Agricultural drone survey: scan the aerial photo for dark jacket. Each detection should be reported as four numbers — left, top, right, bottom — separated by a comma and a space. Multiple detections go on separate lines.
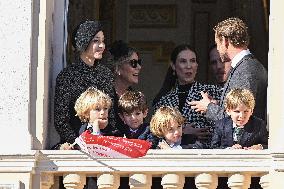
54, 56, 115, 144
211, 116, 268, 149
121, 123, 151, 140
207, 54, 268, 121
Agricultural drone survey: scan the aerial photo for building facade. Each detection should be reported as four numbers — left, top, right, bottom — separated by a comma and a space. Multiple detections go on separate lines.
0, 0, 283, 188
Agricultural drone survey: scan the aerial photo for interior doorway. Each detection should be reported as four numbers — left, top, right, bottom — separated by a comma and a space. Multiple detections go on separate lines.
66, 0, 269, 120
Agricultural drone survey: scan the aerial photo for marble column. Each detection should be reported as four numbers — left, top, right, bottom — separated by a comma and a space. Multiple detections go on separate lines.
63, 173, 86, 189
129, 173, 152, 189
97, 173, 119, 189
227, 173, 251, 189
195, 173, 218, 189
161, 173, 185, 189
268, 1, 284, 188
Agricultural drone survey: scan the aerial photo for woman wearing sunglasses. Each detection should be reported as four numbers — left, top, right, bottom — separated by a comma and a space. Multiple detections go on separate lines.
108, 40, 142, 136
152, 44, 222, 149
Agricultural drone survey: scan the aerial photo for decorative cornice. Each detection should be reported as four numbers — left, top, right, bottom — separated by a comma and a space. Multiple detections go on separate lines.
129, 4, 177, 28
129, 41, 175, 62
0, 150, 38, 173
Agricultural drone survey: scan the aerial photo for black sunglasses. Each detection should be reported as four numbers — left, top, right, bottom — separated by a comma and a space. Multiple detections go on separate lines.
129, 59, 142, 68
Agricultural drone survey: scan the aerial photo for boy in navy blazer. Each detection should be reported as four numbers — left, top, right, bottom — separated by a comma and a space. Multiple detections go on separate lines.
211, 88, 268, 149
118, 91, 150, 140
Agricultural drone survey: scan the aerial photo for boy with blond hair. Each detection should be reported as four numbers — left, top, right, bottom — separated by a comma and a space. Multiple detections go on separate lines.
74, 86, 113, 136
58, 86, 114, 151
71, 87, 114, 189
150, 106, 185, 149
211, 88, 268, 149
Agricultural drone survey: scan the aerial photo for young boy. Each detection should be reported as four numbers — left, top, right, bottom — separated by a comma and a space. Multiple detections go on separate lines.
72, 87, 113, 189
74, 86, 113, 136
150, 106, 185, 149
59, 86, 113, 149
118, 91, 150, 139
211, 88, 268, 149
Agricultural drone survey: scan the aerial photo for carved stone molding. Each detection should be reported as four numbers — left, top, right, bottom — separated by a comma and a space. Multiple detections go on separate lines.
129, 41, 175, 62
129, 4, 176, 28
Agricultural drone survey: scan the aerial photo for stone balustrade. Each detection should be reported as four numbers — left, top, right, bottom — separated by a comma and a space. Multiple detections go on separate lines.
0, 149, 283, 188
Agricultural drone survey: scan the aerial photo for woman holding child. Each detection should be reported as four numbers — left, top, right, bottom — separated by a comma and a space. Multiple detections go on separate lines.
153, 44, 222, 148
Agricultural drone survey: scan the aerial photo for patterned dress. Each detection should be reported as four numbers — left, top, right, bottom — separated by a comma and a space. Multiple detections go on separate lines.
153, 81, 222, 148
54, 56, 115, 144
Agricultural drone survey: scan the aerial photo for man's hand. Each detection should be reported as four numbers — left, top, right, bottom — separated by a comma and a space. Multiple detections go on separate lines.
188, 91, 213, 113
183, 123, 210, 141
244, 144, 263, 150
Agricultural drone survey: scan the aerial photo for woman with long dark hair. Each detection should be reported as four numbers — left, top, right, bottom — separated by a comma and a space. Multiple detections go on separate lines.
153, 44, 222, 148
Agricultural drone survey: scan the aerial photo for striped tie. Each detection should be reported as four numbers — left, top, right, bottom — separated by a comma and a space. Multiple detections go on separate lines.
233, 127, 244, 143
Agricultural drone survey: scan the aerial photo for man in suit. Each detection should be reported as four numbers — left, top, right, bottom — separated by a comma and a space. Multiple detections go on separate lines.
211, 88, 268, 149
189, 17, 268, 122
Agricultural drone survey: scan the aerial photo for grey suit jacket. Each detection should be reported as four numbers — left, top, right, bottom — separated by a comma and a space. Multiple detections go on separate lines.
206, 54, 268, 121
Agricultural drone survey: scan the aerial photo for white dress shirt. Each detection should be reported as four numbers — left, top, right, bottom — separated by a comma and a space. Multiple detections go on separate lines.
231, 49, 251, 68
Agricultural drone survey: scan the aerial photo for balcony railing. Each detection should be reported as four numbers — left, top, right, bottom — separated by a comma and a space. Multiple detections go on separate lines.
1, 149, 283, 189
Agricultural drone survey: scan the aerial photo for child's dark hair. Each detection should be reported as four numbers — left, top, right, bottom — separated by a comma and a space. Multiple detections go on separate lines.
118, 91, 148, 114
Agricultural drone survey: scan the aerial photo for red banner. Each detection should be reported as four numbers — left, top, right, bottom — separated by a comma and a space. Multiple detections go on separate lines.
75, 131, 151, 158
